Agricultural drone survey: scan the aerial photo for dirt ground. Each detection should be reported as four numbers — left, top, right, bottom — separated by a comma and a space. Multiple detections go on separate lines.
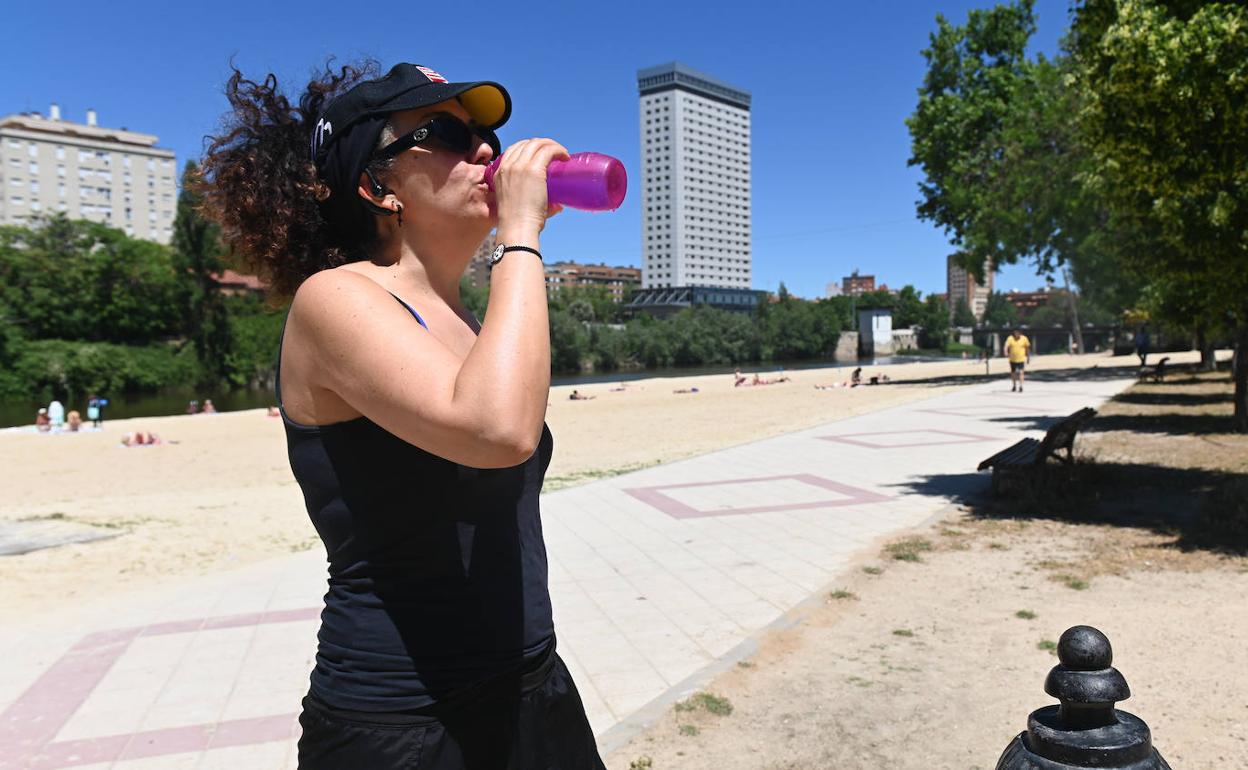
605, 365, 1248, 769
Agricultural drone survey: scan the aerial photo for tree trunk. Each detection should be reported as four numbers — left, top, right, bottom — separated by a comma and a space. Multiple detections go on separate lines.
1235, 321, 1248, 434
1061, 267, 1085, 354
1196, 324, 1218, 371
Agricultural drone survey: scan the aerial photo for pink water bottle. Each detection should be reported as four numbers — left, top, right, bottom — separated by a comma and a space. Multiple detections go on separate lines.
483, 152, 627, 212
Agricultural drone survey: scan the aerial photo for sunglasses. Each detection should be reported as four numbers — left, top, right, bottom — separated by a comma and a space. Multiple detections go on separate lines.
374, 114, 501, 160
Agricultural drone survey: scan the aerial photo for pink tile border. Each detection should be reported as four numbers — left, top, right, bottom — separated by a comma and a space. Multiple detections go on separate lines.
917, 404, 1039, 417
624, 474, 891, 519
818, 429, 996, 449
0, 607, 319, 769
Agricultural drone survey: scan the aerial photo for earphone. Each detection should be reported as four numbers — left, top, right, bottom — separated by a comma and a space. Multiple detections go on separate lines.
364, 168, 386, 197
361, 168, 401, 222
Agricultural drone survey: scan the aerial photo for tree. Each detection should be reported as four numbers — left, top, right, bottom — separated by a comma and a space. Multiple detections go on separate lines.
919, 295, 952, 350
1073, 0, 1248, 429
907, 1, 1118, 352
893, 285, 925, 328
172, 160, 231, 382
0, 216, 181, 344
953, 297, 977, 327
983, 291, 1020, 328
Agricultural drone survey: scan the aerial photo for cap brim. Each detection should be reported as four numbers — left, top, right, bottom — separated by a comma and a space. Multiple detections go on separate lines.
378, 81, 511, 130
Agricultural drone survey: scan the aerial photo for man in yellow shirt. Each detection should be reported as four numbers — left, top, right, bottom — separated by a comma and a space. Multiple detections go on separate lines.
1004, 328, 1031, 392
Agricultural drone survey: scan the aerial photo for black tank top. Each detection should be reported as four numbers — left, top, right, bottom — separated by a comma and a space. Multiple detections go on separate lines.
277, 294, 555, 712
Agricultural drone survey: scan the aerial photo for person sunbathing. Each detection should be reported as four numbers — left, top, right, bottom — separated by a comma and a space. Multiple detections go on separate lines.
568, 390, 595, 401
120, 430, 165, 447
734, 369, 748, 387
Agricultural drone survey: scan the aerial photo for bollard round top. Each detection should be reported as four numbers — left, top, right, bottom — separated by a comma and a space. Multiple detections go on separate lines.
1058, 625, 1112, 670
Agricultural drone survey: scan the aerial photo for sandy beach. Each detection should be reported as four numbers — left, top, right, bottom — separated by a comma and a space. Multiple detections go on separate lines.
0, 352, 1183, 616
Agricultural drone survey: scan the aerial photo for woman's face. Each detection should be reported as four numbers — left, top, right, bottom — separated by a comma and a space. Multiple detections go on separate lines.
365, 100, 497, 237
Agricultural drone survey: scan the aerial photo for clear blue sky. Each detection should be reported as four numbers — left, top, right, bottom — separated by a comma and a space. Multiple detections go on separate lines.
2, 0, 1071, 299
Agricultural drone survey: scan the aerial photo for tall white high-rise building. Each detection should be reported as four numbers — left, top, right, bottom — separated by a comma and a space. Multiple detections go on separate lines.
0, 105, 178, 244
638, 62, 751, 290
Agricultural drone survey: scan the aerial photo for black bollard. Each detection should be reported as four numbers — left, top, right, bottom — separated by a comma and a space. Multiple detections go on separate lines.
995, 625, 1172, 769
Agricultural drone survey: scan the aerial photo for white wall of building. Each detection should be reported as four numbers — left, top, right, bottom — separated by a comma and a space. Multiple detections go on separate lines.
0, 110, 177, 244
639, 64, 751, 290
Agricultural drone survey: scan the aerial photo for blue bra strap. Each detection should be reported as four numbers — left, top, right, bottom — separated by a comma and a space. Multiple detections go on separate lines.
387, 292, 429, 330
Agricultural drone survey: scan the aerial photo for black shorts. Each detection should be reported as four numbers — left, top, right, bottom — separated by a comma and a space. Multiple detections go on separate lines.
297, 649, 606, 770
1010, 361, 1026, 373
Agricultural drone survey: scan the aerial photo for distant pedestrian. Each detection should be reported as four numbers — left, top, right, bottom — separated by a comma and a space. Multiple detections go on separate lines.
35, 408, 51, 432
1134, 326, 1151, 367
86, 395, 106, 428
1005, 328, 1031, 392
202, 399, 218, 414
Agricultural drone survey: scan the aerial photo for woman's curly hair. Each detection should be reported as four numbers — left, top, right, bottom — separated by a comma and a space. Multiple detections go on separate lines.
199, 61, 380, 299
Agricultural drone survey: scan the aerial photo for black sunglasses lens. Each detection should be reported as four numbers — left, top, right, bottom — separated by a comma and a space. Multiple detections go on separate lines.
429, 117, 474, 153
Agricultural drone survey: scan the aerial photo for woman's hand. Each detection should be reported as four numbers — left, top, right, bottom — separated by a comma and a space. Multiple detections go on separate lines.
492, 138, 569, 236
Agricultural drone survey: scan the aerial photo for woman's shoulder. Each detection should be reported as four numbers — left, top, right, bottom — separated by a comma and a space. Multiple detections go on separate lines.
290, 266, 393, 326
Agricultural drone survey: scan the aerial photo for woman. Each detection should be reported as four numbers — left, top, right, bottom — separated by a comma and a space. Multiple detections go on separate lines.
201, 62, 604, 768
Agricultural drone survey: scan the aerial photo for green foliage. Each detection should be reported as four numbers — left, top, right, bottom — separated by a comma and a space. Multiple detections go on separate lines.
0, 338, 201, 401
953, 297, 977, 327
983, 291, 1021, 328
459, 276, 490, 319
1073, 0, 1248, 428
221, 295, 285, 389
919, 295, 952, 350
0, 216, 183, 344
893, 285, 925, 328
171, 160, 232, 381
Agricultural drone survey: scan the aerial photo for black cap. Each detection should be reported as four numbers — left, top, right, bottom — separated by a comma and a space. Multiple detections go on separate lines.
311, 63, 510, 246
311, 63, 510, 167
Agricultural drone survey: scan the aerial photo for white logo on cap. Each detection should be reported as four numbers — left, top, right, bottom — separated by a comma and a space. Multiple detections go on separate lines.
312, 118, 333, 157
416, 66, 448, 84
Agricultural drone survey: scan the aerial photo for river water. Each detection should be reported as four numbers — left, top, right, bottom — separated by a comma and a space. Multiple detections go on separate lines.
0, 356, 942, 429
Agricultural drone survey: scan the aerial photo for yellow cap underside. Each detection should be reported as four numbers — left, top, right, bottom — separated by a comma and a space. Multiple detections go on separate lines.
458, 86, 507, 128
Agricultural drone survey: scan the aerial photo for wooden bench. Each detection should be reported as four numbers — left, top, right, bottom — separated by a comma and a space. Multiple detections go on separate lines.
977, 407, 1098, 494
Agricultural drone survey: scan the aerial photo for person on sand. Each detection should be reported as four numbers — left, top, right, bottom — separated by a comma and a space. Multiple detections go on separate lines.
47, 399, 65, 430
568, 389, 594, 401
851, 367, 863, 387
65, 410, 82, 432
267, 406, 282, 417
200, 61, 603, 768
1004, 328, 1031, 392
201, 399, 218, 414
186, 400, 200, 415
120, 430, 164, 447
35, 408, 51, 432
673, 386, 700, 394
734, 368, 748, 387
86, 395, 105, 429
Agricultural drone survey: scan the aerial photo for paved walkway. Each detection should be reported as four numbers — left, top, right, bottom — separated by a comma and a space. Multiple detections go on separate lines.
0, 372, 1133, 769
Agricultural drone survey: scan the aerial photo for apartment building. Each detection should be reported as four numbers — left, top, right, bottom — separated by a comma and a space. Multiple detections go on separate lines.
947, 255, 994, 320
545, 262, 641, 302
0, 104, 177, 243
638, 62, 751, 290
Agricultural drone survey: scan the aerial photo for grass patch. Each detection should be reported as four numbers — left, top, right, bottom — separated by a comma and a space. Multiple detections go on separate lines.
1015, 610, 1037, 620
629, 757, 653, 770
736, 660, 755, 669
829, 589, 858, 601
885, 537, 933, 562
892, 629, 915, 638
675, 692, 733, 716
1054, 574, 1090, 590
862, 565, 884, 575
987, 541, 1009, 550
847, 675, 874, 687
678, 724, 699, 736
544, 462, 660, 491
1037, 639, 1058, 654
